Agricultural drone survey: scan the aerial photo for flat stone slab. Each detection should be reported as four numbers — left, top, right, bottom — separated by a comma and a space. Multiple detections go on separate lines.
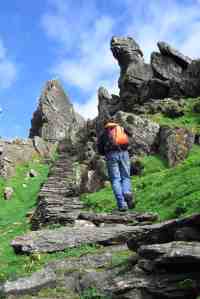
11, 225, 142, 253
139, 241, 200, 265
78, 211, 158, 225
12, 213, 200, 254
0, 268, 56, 296
127, 213, 200, 251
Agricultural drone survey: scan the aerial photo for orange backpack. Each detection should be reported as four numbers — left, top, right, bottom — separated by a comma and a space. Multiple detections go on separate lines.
105, 122, 129, 146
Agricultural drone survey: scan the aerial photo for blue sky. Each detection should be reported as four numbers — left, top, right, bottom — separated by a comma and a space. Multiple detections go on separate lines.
0, 0, 200, 139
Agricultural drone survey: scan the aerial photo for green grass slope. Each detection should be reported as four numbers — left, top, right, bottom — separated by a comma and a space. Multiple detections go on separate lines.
149, 97, 200, 133
81, 145, 200, 221
0, 160, 49, 281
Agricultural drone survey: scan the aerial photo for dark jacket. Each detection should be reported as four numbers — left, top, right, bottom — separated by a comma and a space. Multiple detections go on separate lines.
97, 128, 129, 156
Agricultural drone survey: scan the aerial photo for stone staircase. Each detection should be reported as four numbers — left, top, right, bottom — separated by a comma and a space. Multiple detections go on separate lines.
31, 152, 84, 230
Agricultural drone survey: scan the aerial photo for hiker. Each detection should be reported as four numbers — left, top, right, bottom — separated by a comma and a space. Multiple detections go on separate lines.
97, 120, 135, 211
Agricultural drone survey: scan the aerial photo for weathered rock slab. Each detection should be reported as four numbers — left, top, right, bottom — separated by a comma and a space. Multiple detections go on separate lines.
158, 41, 192, 68
78, 211, 158, 226
151, 51, 183, 82
159, 126, 195, 166
127, 213, 200, 251
13, 214, 200, 254
0, 268, 56, 296
12, 225, 144, 254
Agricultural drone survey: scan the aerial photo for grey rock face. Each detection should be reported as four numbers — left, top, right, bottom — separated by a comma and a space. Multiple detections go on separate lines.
97, 87, 121, 127
157, 41, 192, 68
159, 126, 195, 166
139, 241, 200, 266
151, 52, 183, 81
1, 268, 56, 296
127, 213, 200, 251
113, 111, 160, 155
29, 80, 85, 142
111, 36, 200, 111
0, 138, 55, 178
111, 36, 144, 69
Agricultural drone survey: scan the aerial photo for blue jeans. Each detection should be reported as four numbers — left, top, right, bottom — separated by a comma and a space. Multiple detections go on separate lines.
106, 150, 132, 209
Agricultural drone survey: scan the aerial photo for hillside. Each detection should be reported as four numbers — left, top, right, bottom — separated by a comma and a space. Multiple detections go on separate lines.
1, 36, 200, 299
82, 144, 200, 220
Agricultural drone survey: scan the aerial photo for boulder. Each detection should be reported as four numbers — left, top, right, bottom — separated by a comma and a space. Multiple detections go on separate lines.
159, 126, 195, 166
80, 168, 104, 193
3, 187, 14, 200
29, 79, 85, 142
113, 111, 160, 155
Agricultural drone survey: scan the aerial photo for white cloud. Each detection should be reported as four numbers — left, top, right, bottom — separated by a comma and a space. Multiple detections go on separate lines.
0, 38, 17, 89
74, 79, 119, 120
124, 0, 200, 61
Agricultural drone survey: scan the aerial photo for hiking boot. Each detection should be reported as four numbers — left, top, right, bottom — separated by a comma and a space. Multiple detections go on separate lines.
124, 193, 135, 209
118, 206, 128, 212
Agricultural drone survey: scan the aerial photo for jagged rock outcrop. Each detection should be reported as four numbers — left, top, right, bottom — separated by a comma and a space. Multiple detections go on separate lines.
97, 87, 121, 127
0, 137, 55, 178
159, 126, 195, 166
111, 36, 200, 111
157, 41, 192, 68
29, 80, 85, 142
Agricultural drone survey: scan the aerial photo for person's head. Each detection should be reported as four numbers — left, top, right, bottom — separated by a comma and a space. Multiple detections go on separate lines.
104, 118, 118, 129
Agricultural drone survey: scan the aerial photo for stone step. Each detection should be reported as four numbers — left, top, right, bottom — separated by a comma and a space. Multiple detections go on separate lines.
13, 214, 200, 254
